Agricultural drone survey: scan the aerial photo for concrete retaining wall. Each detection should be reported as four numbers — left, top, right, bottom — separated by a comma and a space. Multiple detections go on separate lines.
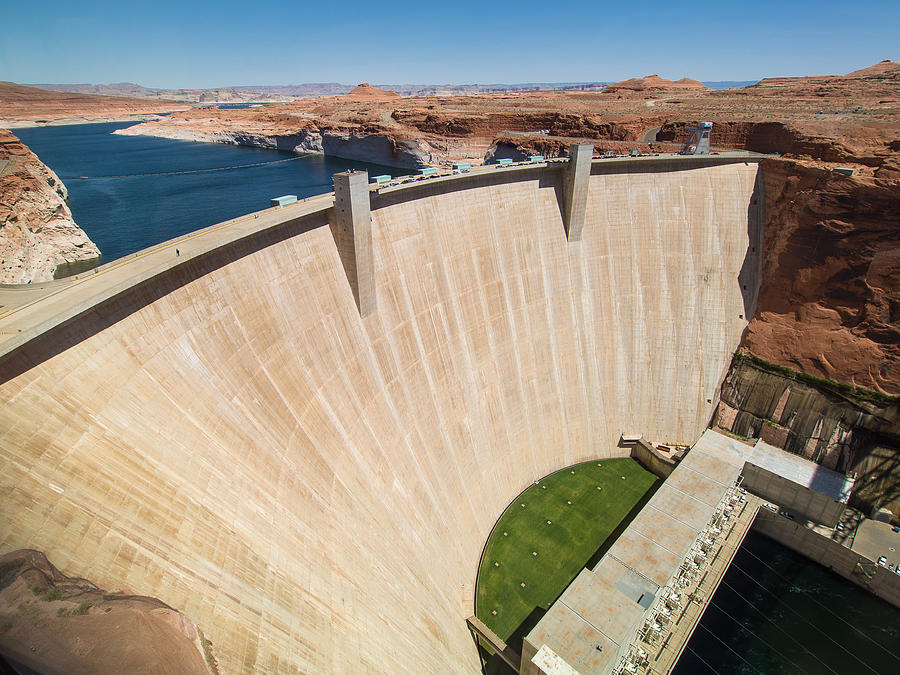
629, 439, 679, 478
753, 509, 900, 608
742, 462, 845, 527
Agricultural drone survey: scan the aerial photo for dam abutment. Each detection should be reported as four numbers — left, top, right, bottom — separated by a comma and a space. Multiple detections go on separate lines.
0, 154, 764, 672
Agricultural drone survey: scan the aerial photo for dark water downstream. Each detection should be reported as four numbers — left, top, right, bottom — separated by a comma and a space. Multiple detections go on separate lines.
14, 122, 406, 264
673, 531, 900, 674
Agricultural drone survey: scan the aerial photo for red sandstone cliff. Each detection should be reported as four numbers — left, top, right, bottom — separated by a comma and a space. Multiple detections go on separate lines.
0, 549, 216, 673
744, 158, 900, 394
0, 130, 100, 283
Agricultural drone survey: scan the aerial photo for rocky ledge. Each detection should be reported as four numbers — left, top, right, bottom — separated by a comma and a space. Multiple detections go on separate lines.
744, 158, 900, 394
0, 549, 217, 673
0, 129, 100, 284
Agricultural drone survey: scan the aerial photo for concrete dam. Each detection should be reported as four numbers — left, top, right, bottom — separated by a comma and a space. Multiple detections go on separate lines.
0, 154, 763, 672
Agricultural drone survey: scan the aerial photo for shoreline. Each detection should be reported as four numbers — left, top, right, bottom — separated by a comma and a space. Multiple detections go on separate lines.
0, 101, 291, 130
114, 123, 441, 168
0, 111, 189, 129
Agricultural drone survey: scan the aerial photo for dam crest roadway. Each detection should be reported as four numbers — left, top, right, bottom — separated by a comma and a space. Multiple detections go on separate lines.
0, 150, 765, 672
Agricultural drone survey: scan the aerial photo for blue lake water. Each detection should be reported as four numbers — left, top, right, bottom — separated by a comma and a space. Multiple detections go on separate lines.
14, 122, 406, 265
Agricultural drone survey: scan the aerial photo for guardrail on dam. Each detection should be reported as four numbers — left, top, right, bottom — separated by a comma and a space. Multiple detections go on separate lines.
0, 152, 764, 672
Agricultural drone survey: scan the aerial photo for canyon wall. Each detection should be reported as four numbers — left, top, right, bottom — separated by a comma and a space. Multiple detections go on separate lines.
0, 130, 100, 283
0, 549, 216, 673
714, 154, 900, 519
0, 160, 761, 672
714, 355, 899, 519
744, 159, 900, 395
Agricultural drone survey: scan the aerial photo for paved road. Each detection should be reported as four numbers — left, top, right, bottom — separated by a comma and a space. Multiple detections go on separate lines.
0, 191, 335, 358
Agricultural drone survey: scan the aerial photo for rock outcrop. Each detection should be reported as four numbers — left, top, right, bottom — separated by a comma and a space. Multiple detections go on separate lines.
744, 158, 900, 395
0, 129, 100, 283
747, 59, 900, 98
604, 74, 708, 93
344, 82, 401, 100
0, 549, 216, 674
713, 354, 899, 519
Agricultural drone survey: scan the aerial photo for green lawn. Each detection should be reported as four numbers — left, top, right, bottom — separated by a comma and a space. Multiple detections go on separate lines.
475, 458, 657, 644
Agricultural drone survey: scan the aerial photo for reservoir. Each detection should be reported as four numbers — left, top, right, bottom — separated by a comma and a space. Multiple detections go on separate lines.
14, 121, 406, 265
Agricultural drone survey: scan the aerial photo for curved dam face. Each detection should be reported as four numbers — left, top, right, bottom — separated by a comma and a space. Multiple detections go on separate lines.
0, 158, 762, 672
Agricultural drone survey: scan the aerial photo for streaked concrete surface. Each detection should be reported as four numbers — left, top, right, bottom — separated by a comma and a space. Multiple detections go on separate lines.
0, 157, 762, 672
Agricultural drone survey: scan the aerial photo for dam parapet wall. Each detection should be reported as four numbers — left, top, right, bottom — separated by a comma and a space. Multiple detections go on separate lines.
0, 154, 763, 672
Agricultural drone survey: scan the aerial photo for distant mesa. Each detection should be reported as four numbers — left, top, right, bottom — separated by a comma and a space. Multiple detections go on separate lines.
747, 60, 899, 95
344, 82, 401, 100
842, 59, 899, 78
604, 74, 708, 93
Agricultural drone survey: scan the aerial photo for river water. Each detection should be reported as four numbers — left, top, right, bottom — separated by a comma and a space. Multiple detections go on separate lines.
673, 531, 900, 674
14, 121, 405, 265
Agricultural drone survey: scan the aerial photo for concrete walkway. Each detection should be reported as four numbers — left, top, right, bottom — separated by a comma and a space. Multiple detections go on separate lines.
0, 192, 335, 358
639, 495, 761, 674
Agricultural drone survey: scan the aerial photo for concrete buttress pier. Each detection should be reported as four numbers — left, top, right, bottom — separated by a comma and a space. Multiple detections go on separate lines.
563, 143, 593, 241
332, 170, 375, 316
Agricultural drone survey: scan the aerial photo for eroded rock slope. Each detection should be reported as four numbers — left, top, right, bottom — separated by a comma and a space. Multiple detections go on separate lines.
0, 549, 216, 674
0, 130, 100, 283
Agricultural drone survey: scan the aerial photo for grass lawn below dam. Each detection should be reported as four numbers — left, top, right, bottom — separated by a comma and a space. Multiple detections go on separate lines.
475, 458, 658, 648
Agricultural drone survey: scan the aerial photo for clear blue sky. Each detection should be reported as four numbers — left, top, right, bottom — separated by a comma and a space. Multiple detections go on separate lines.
2, 0, 897, 87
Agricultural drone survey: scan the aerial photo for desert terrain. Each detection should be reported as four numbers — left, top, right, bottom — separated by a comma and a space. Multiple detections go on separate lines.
114, 65, 899, 173
0, 81, 186, 128
26, 80, 614, 101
